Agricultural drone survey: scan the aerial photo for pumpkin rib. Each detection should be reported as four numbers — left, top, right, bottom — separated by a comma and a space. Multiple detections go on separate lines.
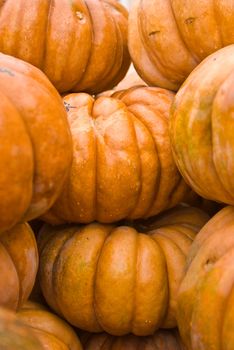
126, 108, 160, 219
169, 0, 199, 65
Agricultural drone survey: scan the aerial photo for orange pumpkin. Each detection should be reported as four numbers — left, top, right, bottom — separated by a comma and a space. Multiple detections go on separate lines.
38, 206, 208, 336
177, 206, 234, 350
0, 53, 72, 233
0, 0, 130, 94
0, 307, 43, 349
42, 86, 189, 225
80, 329, 184, 349
129, 0, 234, 90
170, 45, 234, 206
0, 223, 38, 311
18, 302, 83, 350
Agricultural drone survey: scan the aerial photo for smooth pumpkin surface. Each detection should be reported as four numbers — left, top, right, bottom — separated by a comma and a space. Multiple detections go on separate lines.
0, 223, 38, 311
177, 206, 234, 350
80, 329, 184, 349
0, 0, 130, 93
18, 302, 83, 350
38, 206, 208, 336
129, 0, 234, 90
0, 307, 43, 349
0, 53, 72, 233
42, 86, 189, 225
170, 45, 234, 206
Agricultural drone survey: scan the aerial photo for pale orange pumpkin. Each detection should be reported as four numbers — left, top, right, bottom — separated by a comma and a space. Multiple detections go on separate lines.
42, 86, 189, 225
0, 223, 38, 310
177, 206, 234, 350
0, 0, 130, 93
0, 53, 72, 233
38, 206, 208, 336
129, 0, 234, 90
18, 302, 83, 350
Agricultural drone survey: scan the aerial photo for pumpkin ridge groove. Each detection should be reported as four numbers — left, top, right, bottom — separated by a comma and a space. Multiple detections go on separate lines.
41, 0, 54, 70
93, 231, 111, 331
126, 103, 161, 217
131, 232, 139, 332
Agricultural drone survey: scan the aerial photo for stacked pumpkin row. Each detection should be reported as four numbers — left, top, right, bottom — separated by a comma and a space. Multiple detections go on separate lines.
0, 0, 233, 349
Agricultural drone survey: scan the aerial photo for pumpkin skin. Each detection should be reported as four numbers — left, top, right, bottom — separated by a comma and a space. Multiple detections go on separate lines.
42, 86, 189, 225
38, 206, 209, 336
0, 0, 130, 94
80, 329, 184, 350
18, 302, 83, 350
0, 307, 43, 350
129, 0, 234, 91
0, 223, 38, 311
0, 53, 72, 233
177, 206, 234, 350
170, 45, 234, 206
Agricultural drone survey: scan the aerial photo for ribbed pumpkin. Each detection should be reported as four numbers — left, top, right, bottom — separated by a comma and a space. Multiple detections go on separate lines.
38, 206, 208, 336
0, 0, 130, 93
177, 206, 234, 350
0, 53, 72, 233
0, 307, 43, 349
129, 0, 234, 90
0, 223, 38, 311
170, 45, 234, 206
18, 302, 83, 350
80, 329, 184, 350
42, 86, 189, 225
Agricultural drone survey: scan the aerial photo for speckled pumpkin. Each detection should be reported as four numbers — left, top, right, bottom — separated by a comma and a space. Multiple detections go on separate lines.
42, 86, 189, 225
0, 223, 38, 311
0, 0, 130, 93
129, 0, 234, 90
18, 302, 83, 350
0, 307, 43, 349
38, 206, 208, 336
0, 53, 72, 233
170, 45, 234, 206
80, 329, 184, 350
177, 206, 234, 350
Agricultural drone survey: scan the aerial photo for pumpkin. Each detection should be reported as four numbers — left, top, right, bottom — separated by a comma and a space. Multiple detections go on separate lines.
80, 329, 184, 349
38, 206, 209, 336
42, 86, 189, 225
170, 45, 234, 206
0, 53, 72, 233
177, 206, 234, 350
129, 0, 234, 91
18, 301, 83, 350
0, 223, 38, 311
0, 307, 43, 350
114, 64, 147, 91
0, 0, 130, 94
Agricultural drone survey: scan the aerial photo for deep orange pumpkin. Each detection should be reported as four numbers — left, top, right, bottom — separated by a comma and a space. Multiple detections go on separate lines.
0, 0, 130, 94
170, 45, 234, 206
0, 53, 72, 233
18, 302, 83, 350
0, 223, 38, 311
80, 329, 184, 349
38, 206, 208, 336
177, 206, 234, 350
42, 86, 189, 225
129, 0, 234, 90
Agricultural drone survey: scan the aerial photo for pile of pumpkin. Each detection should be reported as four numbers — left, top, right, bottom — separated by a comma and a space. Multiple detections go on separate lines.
0, 0, 233, 349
